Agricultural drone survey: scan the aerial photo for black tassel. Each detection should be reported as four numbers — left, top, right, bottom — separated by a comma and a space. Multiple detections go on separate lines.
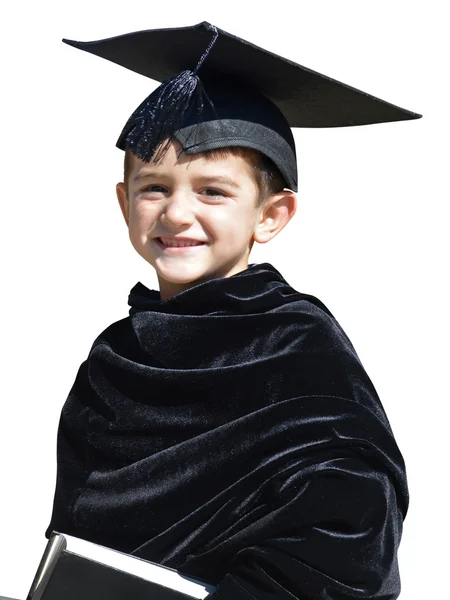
117, 25, 219, 163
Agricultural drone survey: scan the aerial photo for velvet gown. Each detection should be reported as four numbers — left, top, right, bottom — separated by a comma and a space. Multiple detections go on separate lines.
45, 262, 408, 599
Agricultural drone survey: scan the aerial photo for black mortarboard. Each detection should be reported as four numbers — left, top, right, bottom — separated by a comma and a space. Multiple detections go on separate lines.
63, 21, 421, 192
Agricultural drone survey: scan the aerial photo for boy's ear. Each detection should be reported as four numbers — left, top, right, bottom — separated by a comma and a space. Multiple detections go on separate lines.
253, 189, 297, 244
116, 182, 130, 226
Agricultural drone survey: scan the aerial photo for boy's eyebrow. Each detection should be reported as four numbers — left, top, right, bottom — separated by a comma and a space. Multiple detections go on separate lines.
132, 171, 160, 183
132, 172, 241, 189
195, 175, 241, 189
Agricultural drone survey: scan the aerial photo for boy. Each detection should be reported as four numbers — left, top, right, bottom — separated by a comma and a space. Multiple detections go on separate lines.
46, 22, 420, 599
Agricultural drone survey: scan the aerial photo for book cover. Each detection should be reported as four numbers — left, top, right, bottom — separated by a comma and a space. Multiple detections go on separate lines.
26, 532, 215, 600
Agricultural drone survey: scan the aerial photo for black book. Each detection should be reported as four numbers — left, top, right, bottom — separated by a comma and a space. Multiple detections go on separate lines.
26, 532, 216, 600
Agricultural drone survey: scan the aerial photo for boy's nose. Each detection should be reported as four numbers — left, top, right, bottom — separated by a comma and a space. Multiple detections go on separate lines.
161, 193, 196, 227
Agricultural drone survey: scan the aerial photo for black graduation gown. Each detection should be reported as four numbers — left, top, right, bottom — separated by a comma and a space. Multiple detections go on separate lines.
45, 262, 408, 599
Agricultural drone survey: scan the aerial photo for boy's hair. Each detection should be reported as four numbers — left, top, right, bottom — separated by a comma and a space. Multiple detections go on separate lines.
124, 147, 287, 208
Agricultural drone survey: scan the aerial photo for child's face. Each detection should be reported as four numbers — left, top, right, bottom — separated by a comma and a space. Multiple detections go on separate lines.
117, 142, 269, 300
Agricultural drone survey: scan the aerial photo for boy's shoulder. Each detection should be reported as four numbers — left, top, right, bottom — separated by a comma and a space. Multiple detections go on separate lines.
89, 316, 133, 354
86, 286, 351, 359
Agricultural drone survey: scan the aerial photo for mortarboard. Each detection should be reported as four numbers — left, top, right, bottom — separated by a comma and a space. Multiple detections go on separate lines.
63, 21, 421, 192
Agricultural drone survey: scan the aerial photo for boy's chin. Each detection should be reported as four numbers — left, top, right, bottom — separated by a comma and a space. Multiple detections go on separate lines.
154, 262, 214, 284
151, 254, 250, 285
156, 263, 246, 286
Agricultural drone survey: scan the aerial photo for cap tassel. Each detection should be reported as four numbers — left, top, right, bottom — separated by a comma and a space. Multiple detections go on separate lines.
118, 25, 219, 163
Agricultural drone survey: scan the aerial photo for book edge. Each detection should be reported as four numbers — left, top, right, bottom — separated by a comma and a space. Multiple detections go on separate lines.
59, 533, 215, 598
26, 534, 66, 600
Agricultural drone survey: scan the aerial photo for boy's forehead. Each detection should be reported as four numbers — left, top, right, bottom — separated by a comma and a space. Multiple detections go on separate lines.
128, 143, 254, 180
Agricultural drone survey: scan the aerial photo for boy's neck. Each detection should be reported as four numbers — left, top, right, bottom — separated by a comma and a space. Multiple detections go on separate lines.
157, 262, 258, 302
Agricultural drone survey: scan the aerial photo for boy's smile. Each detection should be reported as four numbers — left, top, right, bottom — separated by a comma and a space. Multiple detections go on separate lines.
116, 141, 295, 301
155, 237, 207, 250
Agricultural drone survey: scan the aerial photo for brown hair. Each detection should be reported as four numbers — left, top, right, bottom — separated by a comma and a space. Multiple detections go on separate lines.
124, 146, 286, 208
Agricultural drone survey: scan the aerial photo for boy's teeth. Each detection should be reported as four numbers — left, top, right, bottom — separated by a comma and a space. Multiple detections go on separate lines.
160, 238, 203, 247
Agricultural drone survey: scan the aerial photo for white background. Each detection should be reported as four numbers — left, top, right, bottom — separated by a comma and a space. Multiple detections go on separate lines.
0, 1, 448, 598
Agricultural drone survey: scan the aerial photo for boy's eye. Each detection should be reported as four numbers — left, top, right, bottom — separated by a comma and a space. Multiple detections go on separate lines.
200, 188, 226, 201
137, 185, 227, 201
140, 184, 167, 194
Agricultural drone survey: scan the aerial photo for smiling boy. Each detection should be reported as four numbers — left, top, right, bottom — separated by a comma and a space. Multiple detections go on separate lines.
45, 22, 420, 600
117, 144, 295, 300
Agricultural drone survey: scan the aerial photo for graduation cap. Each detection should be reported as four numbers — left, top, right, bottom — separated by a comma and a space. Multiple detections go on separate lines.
63, 21, 421, 192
